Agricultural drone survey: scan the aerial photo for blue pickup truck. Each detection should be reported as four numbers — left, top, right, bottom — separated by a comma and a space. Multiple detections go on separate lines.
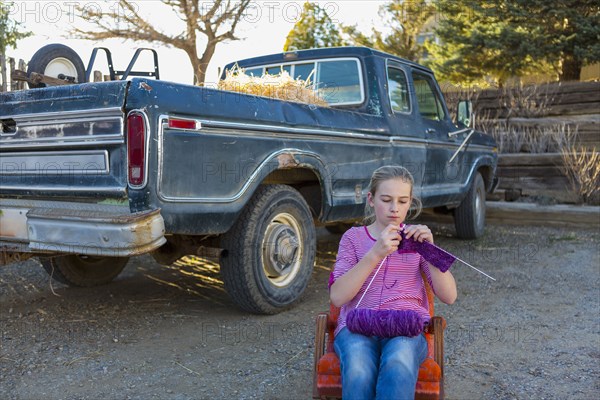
0, 46, 497, 313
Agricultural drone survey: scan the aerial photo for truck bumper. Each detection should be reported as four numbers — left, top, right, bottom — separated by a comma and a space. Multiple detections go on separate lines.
0, 203, 166, 258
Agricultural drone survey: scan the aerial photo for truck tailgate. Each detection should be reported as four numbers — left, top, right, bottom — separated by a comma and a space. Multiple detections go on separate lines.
0, 81, 165, 257
0, 81, 130, 198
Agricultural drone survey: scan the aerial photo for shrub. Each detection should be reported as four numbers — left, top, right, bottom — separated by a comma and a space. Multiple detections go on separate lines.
561, 146, 600, 205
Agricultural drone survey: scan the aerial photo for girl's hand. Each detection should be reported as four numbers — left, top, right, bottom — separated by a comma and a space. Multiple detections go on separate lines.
371, 224, 402, 259
403, 224, 434, 244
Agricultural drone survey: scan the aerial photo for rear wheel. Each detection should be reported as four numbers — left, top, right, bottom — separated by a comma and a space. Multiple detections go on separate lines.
454, 172, 486, 239
40, 255, 129, 287
220, 184, 316, 314
27, 44, 86, 88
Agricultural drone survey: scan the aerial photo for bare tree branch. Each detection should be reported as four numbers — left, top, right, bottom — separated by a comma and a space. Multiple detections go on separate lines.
71, 0, 251, 85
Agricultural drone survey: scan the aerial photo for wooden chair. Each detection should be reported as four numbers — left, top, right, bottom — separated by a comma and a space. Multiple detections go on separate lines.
313, 274, 446, 399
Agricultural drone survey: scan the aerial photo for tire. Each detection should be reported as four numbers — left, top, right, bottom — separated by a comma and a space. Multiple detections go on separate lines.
40, 255, 129, 287
454, 172, 486, 239
220, 184, 316, 314
27, 44, 86, 89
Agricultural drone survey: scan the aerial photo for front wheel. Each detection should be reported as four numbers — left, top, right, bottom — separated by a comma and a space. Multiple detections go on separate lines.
454, 172, 486, 239
40, 255, 129, 287
220, 184, 316, 314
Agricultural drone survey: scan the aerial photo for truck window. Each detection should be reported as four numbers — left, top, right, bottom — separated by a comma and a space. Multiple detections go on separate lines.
412, 72, 446, 121
229, 58, 363, 106
244, 67, 263, 76
294, 63, 316, 81
317, 59, 363, 105
266, 65, 292, 76
387, 67, 410, 113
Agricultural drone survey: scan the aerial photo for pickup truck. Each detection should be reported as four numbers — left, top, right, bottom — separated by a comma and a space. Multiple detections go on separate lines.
0, 46, 497, 314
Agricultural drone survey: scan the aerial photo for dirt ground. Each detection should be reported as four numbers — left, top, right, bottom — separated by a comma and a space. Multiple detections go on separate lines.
1, 220, 599, 399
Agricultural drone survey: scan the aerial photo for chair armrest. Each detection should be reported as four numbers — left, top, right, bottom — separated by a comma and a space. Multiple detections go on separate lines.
313, 313, 328, 399
432, 316, 445, 376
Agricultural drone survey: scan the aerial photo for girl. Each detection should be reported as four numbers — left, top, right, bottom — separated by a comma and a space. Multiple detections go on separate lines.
329, 165, 457, 400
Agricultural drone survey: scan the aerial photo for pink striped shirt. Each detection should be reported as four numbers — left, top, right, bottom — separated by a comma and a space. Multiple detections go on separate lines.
329, 225, 435, 337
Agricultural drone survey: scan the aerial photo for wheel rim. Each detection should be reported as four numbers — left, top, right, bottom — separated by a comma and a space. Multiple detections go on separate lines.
44, 57, 79, 82
261, 212, 303, 287
475, 186, 485, 229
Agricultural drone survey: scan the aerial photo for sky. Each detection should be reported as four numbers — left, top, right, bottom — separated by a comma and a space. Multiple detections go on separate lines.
5, 0, 385, 85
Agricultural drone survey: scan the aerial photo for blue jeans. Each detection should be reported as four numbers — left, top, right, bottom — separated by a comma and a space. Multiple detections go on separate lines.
334, 327, 427, 400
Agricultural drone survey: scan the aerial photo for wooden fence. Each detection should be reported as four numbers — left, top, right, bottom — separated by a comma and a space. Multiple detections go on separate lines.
0, 54, 27, 92
444, 81, 600, 150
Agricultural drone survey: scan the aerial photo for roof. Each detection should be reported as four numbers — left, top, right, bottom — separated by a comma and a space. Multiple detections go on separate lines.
223, 46, 433, 74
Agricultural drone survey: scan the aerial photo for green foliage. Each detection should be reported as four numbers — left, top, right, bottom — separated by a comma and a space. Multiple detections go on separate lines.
427, 0, 600, 85
343, 0, 435, 62
0, 1, 31, 55
284, 2, 344, 51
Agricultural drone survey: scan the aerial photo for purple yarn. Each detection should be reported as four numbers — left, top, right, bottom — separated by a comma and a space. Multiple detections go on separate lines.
398, 230, 456, 272
346, 308, 427, 338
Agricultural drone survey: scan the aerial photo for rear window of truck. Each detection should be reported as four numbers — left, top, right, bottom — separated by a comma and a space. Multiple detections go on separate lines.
228, 58, 365, 106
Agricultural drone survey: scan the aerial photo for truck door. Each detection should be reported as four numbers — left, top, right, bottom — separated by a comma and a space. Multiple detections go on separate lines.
411, 71, 463, 207
386, 62, 426, 198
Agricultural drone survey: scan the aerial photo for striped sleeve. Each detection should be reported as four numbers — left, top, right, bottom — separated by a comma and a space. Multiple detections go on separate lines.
328, 228, 359, 289
419, 255, 436, 296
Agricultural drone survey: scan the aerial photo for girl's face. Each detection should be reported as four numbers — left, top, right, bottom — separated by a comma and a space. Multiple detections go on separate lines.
368, 178, 412, 227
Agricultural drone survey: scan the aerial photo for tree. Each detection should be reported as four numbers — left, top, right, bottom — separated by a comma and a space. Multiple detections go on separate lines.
71, 0, 250, 85
507, 0, 600, 81
343, 0, 435, 62
427, 1, 600, 85
283, 2, 344, 51
0, 1, 32, 56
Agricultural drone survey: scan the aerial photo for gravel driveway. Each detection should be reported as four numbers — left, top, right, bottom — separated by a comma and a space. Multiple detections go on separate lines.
1, 221, 598, 399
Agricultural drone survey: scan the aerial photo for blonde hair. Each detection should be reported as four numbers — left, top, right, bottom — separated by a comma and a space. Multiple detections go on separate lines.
363, 165, 422, 225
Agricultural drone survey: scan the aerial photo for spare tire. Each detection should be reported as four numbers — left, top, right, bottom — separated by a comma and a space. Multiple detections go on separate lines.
27, 44, 86, 89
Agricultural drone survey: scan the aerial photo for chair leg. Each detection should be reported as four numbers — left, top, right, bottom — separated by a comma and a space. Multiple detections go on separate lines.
313, 313, 328, 399
433, 316, 444, 377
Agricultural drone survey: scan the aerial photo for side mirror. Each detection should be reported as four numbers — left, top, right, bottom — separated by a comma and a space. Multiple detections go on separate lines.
457, 100, 473, 128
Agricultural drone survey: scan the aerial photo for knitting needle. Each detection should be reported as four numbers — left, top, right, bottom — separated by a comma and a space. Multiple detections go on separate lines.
431, 243, 497, 281
454, 257, 497, 281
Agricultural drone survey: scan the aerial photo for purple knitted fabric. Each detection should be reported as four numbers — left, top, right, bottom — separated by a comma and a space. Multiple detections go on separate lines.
346, 308, 427, 337
398, 230, 456, 272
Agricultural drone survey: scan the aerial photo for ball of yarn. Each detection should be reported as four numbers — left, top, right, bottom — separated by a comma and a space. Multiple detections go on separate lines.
346, 308, 427, 338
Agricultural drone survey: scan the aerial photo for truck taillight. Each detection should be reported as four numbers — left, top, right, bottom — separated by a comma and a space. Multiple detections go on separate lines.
127, 112, 146, 187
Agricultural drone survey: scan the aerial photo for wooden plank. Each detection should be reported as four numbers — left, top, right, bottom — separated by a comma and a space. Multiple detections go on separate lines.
17, 59, 26, 90
0, 54, 6, 92
498, 176, 570, 191
418, 201, 599, 228
9, 57, 15, 91
497, 166, 565, 178
498, 153, 563, 166
486, 201, 600, 228
11, 70, 73, 87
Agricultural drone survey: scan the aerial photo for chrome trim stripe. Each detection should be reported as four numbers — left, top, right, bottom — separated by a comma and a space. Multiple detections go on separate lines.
0, 138, 125, 150
16, 116, 121, 128
198, 118, 387, 140
0, 107, 124, 146
0, 107, 123, 122
157, 114, 328, 203
0, 185, 125, 193
1, 150, 109, 175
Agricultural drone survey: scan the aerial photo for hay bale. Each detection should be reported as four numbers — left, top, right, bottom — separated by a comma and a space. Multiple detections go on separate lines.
218, 65, 328, 107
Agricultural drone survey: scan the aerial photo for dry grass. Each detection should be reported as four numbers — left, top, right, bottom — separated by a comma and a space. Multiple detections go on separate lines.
500, 83, 558, 119
561, 146, 600, 205
218, 65, 328, 107
488, 122, 578, 154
